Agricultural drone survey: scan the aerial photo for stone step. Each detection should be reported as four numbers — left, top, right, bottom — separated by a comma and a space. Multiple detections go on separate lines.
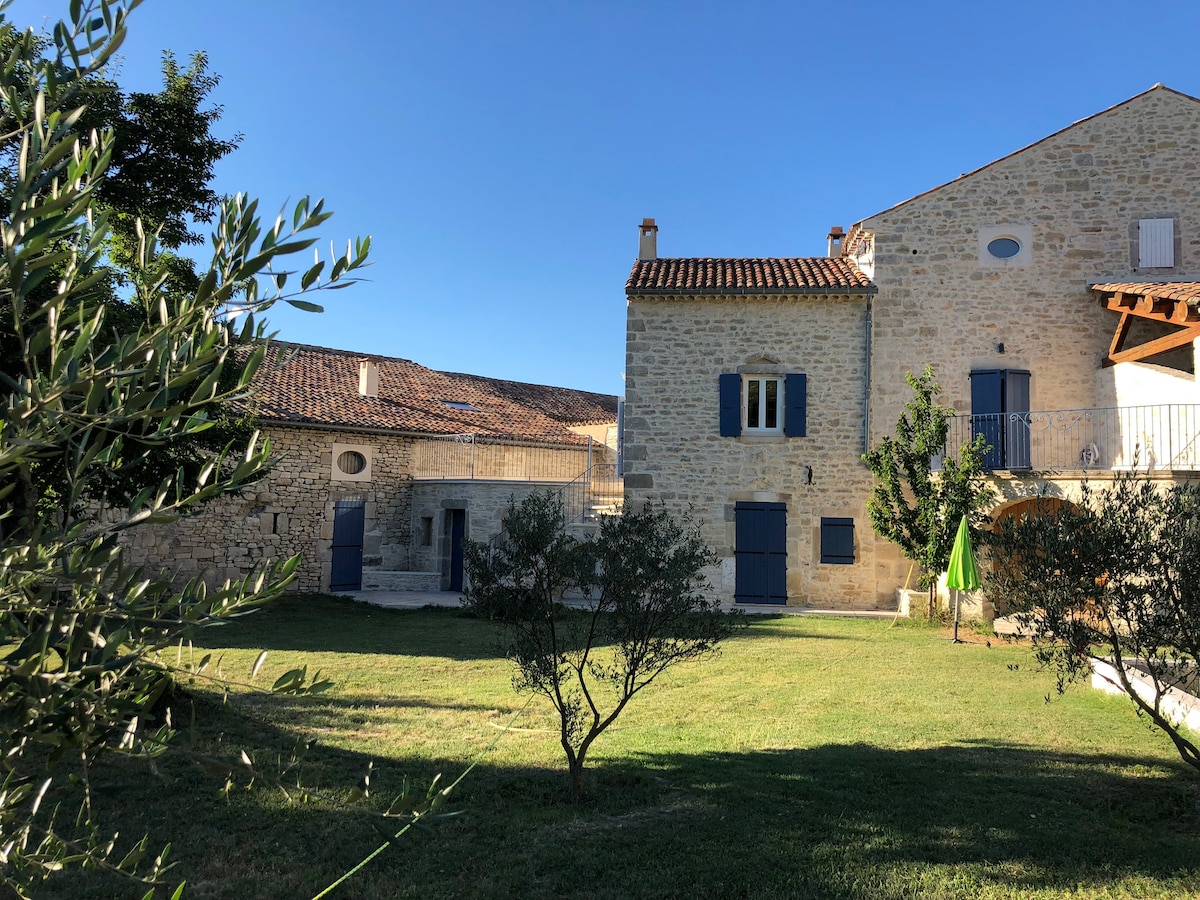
360, 570, 441, 592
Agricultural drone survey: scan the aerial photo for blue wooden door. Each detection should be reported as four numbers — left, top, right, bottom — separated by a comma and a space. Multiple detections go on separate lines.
735, 502, 787, 604
330, 501, 365, 592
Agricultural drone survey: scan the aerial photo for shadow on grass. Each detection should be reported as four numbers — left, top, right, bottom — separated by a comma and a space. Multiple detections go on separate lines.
189, 594, 838, 661
189, 593, 509, 661
242, 691, 523, 719
45, 691, 1200, 900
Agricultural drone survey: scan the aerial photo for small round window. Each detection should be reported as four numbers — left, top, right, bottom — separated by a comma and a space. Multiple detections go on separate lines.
987, 237, 1022, 259
337, 450, 366, 475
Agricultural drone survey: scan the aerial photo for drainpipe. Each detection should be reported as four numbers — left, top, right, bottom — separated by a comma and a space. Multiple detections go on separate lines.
863, 294, 873, 455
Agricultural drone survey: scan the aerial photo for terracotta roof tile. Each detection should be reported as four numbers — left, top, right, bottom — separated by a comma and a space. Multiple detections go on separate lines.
439, 372, 618, 425
626, 257, 874, 295
241, 343, 616, 441
1091, 282, 1200, 306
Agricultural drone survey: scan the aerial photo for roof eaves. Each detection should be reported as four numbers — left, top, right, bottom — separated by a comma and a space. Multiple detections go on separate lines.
627, 285, 877, 297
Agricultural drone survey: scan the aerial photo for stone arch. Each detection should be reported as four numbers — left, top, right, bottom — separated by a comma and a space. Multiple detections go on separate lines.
991, 495, 1071, 529
987, 495, 1086, 616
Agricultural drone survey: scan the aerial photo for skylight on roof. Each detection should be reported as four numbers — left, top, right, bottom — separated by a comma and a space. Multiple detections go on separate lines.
443, 400, 481, 412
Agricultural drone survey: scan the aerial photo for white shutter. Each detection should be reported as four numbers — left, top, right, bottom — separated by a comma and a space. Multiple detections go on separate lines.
1139, 218, 1175, 268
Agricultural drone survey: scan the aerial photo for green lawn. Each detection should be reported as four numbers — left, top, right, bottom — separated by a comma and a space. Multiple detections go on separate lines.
48, 595, 1200, 899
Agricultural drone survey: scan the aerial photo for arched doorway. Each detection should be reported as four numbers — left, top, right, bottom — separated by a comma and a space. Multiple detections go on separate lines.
992, 496, 1068, 528
988, 496, 1080, 616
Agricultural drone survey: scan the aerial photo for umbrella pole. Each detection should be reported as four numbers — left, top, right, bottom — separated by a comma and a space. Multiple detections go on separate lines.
952, 589, 962, 643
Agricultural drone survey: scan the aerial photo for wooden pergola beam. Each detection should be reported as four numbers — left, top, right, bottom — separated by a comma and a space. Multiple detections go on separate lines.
1108, 310, 1133, 358
1104, 324, 1200, 367
1104, 294, 1199, 326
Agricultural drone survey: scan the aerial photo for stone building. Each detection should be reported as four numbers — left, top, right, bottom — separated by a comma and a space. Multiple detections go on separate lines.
623, 85, 1200, 611
123, 342, 619, 594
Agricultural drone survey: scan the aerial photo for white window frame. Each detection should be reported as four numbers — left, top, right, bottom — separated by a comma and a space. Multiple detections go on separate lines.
331, 442, 373, 482
978, 224, 1032, 267
742, 375, 784, 434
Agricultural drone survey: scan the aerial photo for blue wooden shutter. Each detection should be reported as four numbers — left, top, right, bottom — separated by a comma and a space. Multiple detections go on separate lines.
783, 373, 807, 437
1004, 370, 1031, 470
820, 517, 855, 564
969, 370, 1003, 470
719, 373, 741, 436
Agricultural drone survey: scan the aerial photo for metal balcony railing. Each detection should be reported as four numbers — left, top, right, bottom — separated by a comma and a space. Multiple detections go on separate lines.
558, 462, 623, 526
411, 433, 615, 482
945, 404, 1200, 472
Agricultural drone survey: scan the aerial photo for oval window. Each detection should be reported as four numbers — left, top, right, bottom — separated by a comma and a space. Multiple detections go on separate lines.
337, 450, 366, 475
987, 237, 1021, 259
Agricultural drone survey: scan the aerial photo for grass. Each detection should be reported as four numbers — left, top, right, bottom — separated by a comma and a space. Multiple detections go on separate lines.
43, 595, 1200, 899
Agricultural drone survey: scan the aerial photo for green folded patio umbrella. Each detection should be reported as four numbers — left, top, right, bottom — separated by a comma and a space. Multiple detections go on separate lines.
946, 514, 980, 643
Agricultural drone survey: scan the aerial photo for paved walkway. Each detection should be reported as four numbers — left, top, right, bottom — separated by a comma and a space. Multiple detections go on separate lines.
345, 589, 899, 619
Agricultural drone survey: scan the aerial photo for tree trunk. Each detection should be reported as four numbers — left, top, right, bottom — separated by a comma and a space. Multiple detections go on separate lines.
568, 758, 585, 802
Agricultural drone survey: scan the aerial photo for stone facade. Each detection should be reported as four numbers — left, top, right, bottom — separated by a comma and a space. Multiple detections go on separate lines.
627, 86, 1200, 611
624, 293, 889, 608
124, 426, 608, 594
409, 480, 578, 583
122, 426, 417, 593
861, 87, 1200, 445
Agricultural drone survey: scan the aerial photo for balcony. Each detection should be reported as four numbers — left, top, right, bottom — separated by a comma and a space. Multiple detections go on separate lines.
409, 433, 622, 526
944, 404, 1200, 473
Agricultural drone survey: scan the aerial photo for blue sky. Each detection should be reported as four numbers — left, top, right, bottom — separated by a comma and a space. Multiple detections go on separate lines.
9, 1, 1200, 396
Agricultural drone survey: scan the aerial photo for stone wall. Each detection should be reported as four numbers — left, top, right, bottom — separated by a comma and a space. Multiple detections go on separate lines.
623, 292, 893, 609
122, 425, 599, 594
121, 426, 416, 593
409, 480, 573, 588
625, 89, 1200, 610
858, 88, 1200, 598
865, 88, 1200, 442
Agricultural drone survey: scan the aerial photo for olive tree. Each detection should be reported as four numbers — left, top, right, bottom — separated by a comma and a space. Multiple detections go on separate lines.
464, 492, 741, 799
862, 366, 994, 616
987, 475, 1200, 773
0, 1, 369, 891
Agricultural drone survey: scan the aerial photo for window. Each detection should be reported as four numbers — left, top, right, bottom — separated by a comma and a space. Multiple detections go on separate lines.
331, 442, 373, 482
442, 400, 480, 412
719, 373, 806, 437
420, 516, 433, 546
978, 224, 1031, 267
986, 237, 1021, 259
820, 518, 855, 565
337, 450, 366, 475
970, 369, 1030, 471
743, 376, 782, 433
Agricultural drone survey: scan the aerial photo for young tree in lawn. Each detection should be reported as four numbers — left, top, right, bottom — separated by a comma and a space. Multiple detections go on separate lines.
464, 492, 741, 799
0, 1, 369, 891
987, 475, 1200, 772
862, 366, 994, 616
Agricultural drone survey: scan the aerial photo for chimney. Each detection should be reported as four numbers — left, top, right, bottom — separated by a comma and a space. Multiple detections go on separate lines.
638, 217, 659, 260
359, 359, 379, 397
827, 226, 845, 258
